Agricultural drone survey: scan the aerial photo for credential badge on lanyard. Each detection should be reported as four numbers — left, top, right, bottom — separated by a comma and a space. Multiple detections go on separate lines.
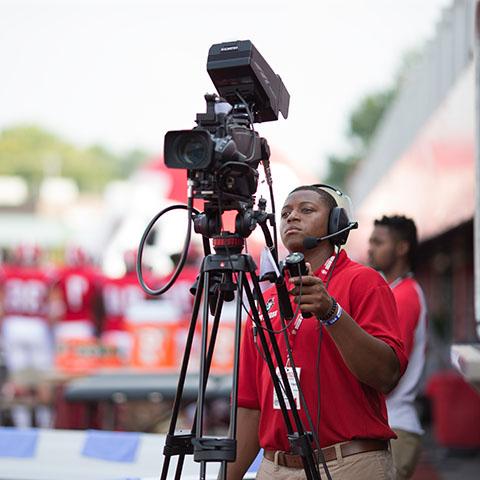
273, 364, 301, 410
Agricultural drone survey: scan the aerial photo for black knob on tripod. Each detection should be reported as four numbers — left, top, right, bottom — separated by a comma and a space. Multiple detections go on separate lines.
284, 252, 312, 319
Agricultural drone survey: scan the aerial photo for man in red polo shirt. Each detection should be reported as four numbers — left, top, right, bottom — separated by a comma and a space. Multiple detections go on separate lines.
369, 215, 427, 480
226, 186, 407, 480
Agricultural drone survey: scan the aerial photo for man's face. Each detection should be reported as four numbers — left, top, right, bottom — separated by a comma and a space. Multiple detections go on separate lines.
280, 190, 330, 252
368, 225, 397, 272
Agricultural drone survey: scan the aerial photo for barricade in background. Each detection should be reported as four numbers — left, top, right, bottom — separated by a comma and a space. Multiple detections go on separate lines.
55, 337, 127, 373
0, 428, 259, 479
0, 428, 162, 479
127, 299, 238, 373
55, 338, 101, 374
426, 370, 480, 449
53, 299, 241, 431
127, 300, 180, 370
54, 299, 240, 374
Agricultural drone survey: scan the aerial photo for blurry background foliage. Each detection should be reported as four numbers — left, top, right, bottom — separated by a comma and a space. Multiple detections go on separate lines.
0, 50, 421, 195
0, 124, 149, 194
324, 50, 421, 188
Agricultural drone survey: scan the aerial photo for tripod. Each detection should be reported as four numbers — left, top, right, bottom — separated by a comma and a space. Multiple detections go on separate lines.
159, 232, 323, 480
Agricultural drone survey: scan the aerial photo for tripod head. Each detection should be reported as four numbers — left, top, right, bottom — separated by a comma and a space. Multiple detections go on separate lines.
190, 197, 276, 316
192, 193, 273, 239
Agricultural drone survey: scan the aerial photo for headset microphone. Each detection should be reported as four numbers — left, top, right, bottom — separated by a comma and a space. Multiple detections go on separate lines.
303, 222, 359, 250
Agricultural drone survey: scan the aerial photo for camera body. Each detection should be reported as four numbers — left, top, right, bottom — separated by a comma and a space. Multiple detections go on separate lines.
164, 40, 289, 214
164, 93, 267, 211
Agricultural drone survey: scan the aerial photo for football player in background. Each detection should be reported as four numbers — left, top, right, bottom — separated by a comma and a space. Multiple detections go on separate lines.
0, 244, 60, 427
55, 246, 102, 341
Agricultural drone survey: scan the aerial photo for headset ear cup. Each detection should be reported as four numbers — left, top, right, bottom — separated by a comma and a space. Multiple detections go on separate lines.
328, 207, 351, 245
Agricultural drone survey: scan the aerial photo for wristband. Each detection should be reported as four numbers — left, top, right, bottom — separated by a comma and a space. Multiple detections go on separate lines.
317, 297, 337, 321
324, 304, 343, 326
320, 301, 343, 327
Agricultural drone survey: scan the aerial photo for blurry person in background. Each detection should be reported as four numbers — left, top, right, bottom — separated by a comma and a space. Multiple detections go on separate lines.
98, 249, 146, 363
166, 243, 202, 318
0, 243, 60, 428
55, 245, 102, 341
369, 215, 427, 480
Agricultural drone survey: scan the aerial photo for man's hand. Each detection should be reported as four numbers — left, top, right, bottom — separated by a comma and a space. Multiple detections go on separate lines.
288, 263, 333, 318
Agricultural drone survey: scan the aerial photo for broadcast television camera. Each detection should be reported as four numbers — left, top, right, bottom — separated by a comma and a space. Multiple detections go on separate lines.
163, 40, 290, 233
148, 42, 325, 480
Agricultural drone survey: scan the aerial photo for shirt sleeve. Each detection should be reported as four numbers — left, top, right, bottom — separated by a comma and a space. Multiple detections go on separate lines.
237, 318, 261, 410
393, 284, 421, 357
348, 269, 408, 376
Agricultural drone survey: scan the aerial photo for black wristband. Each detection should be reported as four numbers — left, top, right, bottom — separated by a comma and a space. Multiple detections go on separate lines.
317, 297, 337, 321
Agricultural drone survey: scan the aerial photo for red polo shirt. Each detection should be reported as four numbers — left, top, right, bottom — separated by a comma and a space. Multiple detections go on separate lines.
389, 276, 423, 357
237, 250, 407, 450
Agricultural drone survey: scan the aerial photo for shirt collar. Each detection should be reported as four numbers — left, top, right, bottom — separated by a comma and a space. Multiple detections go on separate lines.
314, 249, 347, 283
389, 272, 413, 290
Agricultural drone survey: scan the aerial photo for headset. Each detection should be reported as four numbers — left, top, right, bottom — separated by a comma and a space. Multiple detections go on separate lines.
301, 183, 358, 249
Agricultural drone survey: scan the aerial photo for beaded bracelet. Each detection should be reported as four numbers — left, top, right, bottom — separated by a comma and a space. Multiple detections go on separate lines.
322, 303, 343, 327
317, 298, 337, 322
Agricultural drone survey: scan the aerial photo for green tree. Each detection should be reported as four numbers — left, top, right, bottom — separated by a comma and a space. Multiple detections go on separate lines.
0, 124, 150, 195
324, 88, 395, 188
347, 89, 396, 150
324, 153, 361, 189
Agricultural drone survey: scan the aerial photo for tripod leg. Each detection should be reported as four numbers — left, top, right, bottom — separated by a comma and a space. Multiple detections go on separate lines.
194, 271, 237, 479
191, 290, 225, 429
160, 272, 205, 480
173, 288, 226, 480
196, 271, 214, 480
196, 271, 211, 440
219, 271, 245, 480
241, 277, 294, 431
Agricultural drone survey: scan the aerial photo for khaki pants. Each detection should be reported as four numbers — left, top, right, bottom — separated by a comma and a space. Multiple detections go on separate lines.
390, 429, 422, 480
256, 448, 394, 479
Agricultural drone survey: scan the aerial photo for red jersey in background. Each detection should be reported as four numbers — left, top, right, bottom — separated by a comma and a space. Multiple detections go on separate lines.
162, 265, 199, 317
100, 271, 146, 332
56, 266, 100, 324
1, 265, 56, 319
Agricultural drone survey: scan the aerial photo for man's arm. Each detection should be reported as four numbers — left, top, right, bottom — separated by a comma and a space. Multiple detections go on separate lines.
289, 274, 401, 394
222, 407, 260, 480
325, 312, 400, 393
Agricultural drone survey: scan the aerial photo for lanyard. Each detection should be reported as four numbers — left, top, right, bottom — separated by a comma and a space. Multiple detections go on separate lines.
287, 314, 303, 352
286, 254, 337, 350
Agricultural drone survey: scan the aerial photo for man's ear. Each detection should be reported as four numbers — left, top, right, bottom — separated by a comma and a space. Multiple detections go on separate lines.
396, 240, 409, 258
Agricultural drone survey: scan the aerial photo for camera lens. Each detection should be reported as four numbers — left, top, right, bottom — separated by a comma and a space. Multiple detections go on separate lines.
178, 134, 209, 167
164, 129, 213, 170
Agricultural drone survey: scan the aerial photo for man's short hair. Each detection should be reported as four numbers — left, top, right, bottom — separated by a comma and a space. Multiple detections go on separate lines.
374, 215, 418, 267
289, 185, 338, 211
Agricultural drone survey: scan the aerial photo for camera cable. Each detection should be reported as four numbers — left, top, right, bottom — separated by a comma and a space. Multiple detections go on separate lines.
136, 184, 199, 296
